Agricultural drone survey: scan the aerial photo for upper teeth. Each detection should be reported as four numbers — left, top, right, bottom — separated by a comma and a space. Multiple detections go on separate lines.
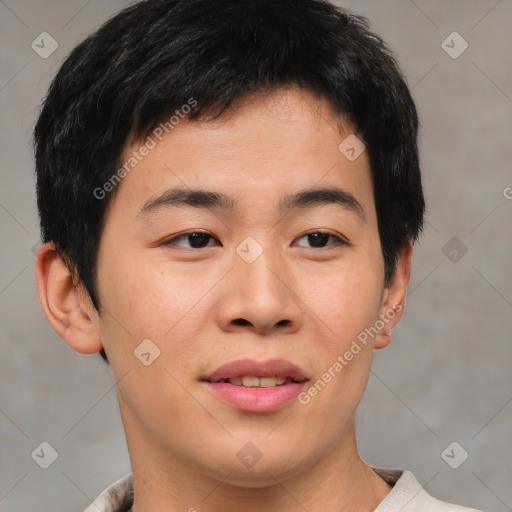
223, 376, 290, 387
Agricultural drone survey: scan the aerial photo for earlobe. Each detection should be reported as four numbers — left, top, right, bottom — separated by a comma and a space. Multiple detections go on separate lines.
35, 242, 104, 354
374, 241, 413, 350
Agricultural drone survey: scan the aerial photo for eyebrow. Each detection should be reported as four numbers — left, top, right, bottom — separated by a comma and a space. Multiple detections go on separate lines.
137, 186, 366, 221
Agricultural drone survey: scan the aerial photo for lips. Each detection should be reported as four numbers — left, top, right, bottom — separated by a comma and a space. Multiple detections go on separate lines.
202, 358, 309, 383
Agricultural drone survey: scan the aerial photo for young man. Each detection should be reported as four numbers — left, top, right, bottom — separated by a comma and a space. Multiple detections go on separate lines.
33, 0, 484, 510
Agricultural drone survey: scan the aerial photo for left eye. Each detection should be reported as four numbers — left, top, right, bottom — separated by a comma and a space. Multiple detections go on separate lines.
162, 230, 347, 250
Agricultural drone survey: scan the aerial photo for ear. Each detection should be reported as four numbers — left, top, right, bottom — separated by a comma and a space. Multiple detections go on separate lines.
374, 241, 413, 350
35, 242, 104, 354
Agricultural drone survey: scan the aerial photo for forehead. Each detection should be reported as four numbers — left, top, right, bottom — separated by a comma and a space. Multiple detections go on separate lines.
109, 86, 375, 223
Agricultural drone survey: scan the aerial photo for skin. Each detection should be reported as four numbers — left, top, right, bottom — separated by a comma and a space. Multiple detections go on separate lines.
36, 85, 413, 512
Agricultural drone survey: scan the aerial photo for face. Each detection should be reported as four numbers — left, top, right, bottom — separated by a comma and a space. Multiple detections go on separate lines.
74, 86, 405, 485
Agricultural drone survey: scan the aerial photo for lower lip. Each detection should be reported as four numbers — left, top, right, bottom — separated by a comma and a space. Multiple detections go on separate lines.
202, 381, 307, 413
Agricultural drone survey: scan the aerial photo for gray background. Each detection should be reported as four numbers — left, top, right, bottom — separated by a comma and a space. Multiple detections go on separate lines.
1, 0, 511, 511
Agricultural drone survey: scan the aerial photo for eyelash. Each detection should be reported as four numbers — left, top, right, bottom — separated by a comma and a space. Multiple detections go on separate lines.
161, 230, 349, 250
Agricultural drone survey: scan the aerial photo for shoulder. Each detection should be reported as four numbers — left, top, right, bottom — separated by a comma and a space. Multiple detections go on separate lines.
372, 468, 486, 512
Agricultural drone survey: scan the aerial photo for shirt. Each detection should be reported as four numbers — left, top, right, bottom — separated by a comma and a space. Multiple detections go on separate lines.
84, 467, 485, 512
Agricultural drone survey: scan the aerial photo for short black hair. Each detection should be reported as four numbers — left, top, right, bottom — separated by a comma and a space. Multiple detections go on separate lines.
34, 0, 425, 364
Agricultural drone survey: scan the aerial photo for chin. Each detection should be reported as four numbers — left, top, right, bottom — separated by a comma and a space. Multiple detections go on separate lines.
198, 448, 310, 488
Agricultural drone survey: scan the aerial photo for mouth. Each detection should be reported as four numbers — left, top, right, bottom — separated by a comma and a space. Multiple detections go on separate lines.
201, 357, 309, 384
200, 359, 309, 412
204, 376, 308, 387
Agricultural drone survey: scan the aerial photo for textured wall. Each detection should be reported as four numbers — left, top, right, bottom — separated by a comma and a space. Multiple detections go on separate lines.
0, 1, 510, 511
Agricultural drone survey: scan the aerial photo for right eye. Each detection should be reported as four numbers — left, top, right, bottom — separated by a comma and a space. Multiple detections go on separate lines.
161, 230, 219, 249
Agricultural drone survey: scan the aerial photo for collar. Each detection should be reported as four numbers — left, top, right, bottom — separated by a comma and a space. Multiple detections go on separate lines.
85, 466, 404, 512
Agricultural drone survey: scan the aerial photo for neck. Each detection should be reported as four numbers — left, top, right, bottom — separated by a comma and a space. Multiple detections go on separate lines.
120, 407, 391, 512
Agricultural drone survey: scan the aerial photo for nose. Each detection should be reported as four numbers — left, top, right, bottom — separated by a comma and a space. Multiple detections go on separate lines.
215, 243, 304, 336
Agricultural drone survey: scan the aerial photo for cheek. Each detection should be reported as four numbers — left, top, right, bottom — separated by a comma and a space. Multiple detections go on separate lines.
97, 258, 208, 416
101, 256, 219, 378
304, 257, 383, 347
297, 269, 381, 428
101, 250, 200, 335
